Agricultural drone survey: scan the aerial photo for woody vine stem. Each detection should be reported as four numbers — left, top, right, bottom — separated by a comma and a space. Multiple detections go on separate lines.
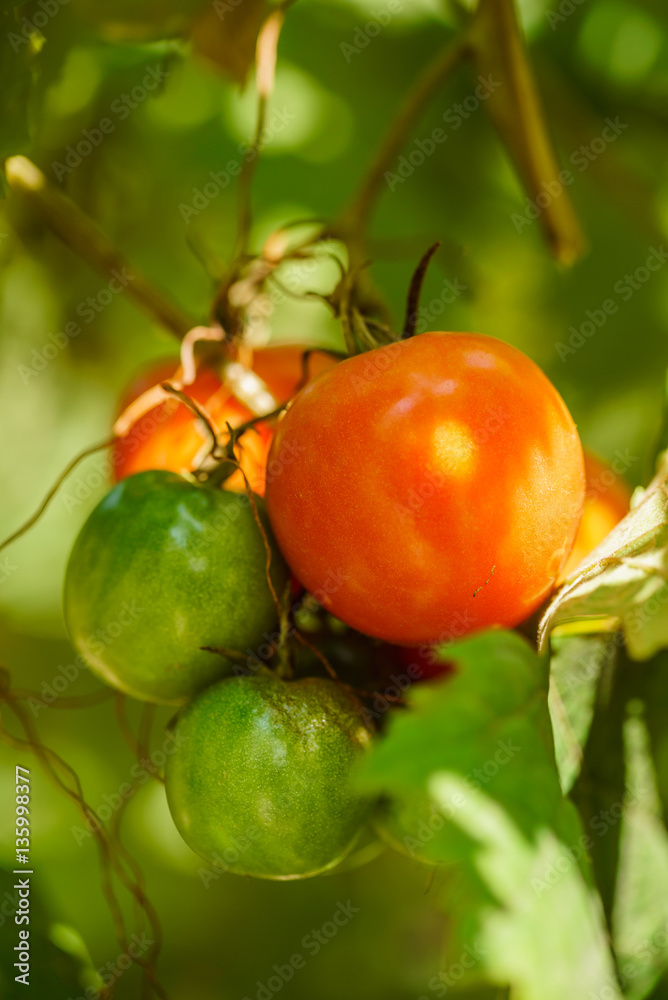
3, 7, 480, 345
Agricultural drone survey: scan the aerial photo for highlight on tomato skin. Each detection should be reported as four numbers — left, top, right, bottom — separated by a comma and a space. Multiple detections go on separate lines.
112, 344, 335, 494
265, 331, 586, 646
559, 450, 632, 580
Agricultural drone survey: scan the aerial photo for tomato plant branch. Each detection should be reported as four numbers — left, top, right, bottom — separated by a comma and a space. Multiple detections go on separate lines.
0, 436, 117, 554
5, 156, 195, 339
335, 37, 471, 246
469, 0, 586, 264
8, 686, 114, 710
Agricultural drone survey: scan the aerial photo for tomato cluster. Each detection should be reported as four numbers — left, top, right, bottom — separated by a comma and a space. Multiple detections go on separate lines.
64, 331, 601, 879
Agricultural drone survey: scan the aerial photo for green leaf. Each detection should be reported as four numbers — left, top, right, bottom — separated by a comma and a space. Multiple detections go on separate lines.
548, 634, 615, 794
646, 975, 668, 1000
639, 650, 668, 825
612, 701, 668, 1000
560, 647, 668, 999
570, 642, 626, 931
539, 458, 668, 662
0, 9, 36, 158
359, 630, 620, 1000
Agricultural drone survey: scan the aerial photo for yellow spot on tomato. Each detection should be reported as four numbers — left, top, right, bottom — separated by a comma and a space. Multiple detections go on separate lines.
432, 421, 475, 475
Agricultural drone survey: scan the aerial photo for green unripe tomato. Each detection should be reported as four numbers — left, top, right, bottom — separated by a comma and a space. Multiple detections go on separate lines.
164, 674, 375, 880
64, 471, 287, 704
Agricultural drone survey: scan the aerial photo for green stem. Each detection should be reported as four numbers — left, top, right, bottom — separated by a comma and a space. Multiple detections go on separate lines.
336, 37, 471, 245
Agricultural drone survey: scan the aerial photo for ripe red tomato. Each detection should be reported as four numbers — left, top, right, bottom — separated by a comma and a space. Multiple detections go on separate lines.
560, 450, 631, 579
113, 345, 334, 494
266, 332, 585, 645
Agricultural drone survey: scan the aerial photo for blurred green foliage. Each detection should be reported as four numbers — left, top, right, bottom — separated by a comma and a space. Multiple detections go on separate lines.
3, 0, 668, 997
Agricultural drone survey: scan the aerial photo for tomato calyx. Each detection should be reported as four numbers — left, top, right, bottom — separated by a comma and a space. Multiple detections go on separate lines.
192, 400, 287, 491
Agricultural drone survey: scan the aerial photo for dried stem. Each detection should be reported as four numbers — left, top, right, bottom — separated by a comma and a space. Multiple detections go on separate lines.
235, 6, 289, 258
5, 156, 195, 339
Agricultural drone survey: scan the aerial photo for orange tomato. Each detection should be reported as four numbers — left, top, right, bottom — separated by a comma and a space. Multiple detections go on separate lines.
266, 332, 585, 644
113, 345, 335, 494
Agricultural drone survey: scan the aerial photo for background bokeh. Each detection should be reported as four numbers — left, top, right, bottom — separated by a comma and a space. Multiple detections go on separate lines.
1, 0, 668, 996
